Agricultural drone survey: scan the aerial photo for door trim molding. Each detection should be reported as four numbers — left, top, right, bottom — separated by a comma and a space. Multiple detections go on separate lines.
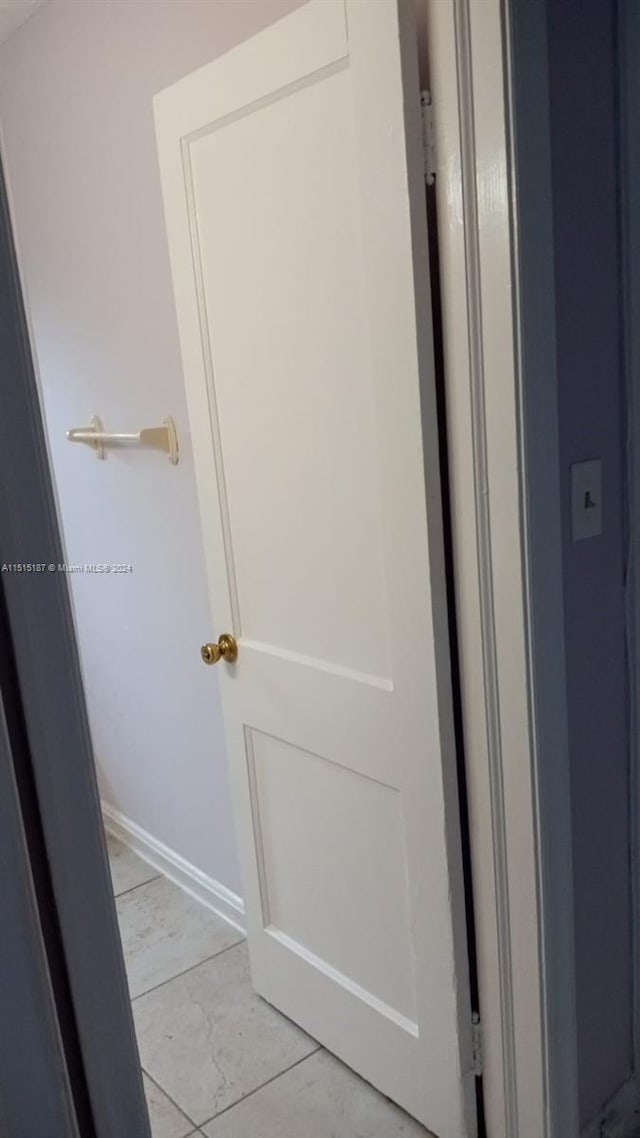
427, 0, 577, 1134
0, 151, 151, 1138
451, 2, 519, 1131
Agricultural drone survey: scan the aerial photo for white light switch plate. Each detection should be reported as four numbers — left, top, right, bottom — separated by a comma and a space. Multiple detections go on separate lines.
571, 459, 602, 542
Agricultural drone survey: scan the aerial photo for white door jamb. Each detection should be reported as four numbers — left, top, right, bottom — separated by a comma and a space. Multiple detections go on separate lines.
426, 0, 579, 1134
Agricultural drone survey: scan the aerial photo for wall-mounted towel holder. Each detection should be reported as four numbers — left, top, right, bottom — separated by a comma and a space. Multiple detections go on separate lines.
66, 416, 179, 464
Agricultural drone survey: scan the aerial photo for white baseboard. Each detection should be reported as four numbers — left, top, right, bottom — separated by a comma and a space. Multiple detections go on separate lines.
582, 1078, 640, 1138
102, 802, 246, 936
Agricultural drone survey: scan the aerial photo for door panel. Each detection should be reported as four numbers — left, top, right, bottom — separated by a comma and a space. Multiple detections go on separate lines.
155, 3, 474, 1135
247, 727, 417, 1020
191, 64, 390, 673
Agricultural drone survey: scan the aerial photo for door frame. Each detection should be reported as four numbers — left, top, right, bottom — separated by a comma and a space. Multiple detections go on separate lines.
426, 0, 579, 1135
0, 626, 79, 1138
0, 153, 151, 1138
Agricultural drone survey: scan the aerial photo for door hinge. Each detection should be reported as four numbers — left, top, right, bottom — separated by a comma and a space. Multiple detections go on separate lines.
471, 1011, 483, 1077
421, 90, 436, 186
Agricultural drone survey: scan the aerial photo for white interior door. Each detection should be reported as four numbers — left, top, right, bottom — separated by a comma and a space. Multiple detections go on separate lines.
154, 3, 474, 1135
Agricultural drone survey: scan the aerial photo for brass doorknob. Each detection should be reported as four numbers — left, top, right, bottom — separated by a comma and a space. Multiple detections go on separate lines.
200, 633, 238, 665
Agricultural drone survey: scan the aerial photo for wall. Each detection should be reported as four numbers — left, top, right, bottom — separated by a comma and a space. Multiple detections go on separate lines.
0, 0, 304, 895
546, 0, 632, 1124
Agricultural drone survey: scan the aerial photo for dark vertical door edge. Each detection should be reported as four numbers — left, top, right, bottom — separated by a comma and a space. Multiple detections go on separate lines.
0, 653, 78, 1138
0, 155, 151, 1138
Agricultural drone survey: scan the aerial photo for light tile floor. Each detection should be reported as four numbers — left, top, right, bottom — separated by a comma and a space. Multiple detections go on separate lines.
107, 832, 433, 1138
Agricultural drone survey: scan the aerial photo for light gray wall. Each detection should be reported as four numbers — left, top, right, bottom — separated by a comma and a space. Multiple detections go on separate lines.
0, 0, 304, 895
546, 0, 632, 1124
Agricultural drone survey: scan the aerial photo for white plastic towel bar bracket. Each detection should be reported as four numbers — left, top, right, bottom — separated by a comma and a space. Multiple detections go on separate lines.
66, 416, 179, 464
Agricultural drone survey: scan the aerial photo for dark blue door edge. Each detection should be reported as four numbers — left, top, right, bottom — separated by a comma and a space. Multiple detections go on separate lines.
0, 153, 151, 1138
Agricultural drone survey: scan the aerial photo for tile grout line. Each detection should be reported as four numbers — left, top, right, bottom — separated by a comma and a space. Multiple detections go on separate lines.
197, 1046, 323, 1131
142, 1067, 200, 1132
116, 859, 323, 1134
131, 936, 246, 1002
124, 865, 321, 1131
112, 873, 162, 901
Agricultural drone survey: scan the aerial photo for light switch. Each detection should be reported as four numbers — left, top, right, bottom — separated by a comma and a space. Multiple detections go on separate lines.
571, 459, 602, 542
